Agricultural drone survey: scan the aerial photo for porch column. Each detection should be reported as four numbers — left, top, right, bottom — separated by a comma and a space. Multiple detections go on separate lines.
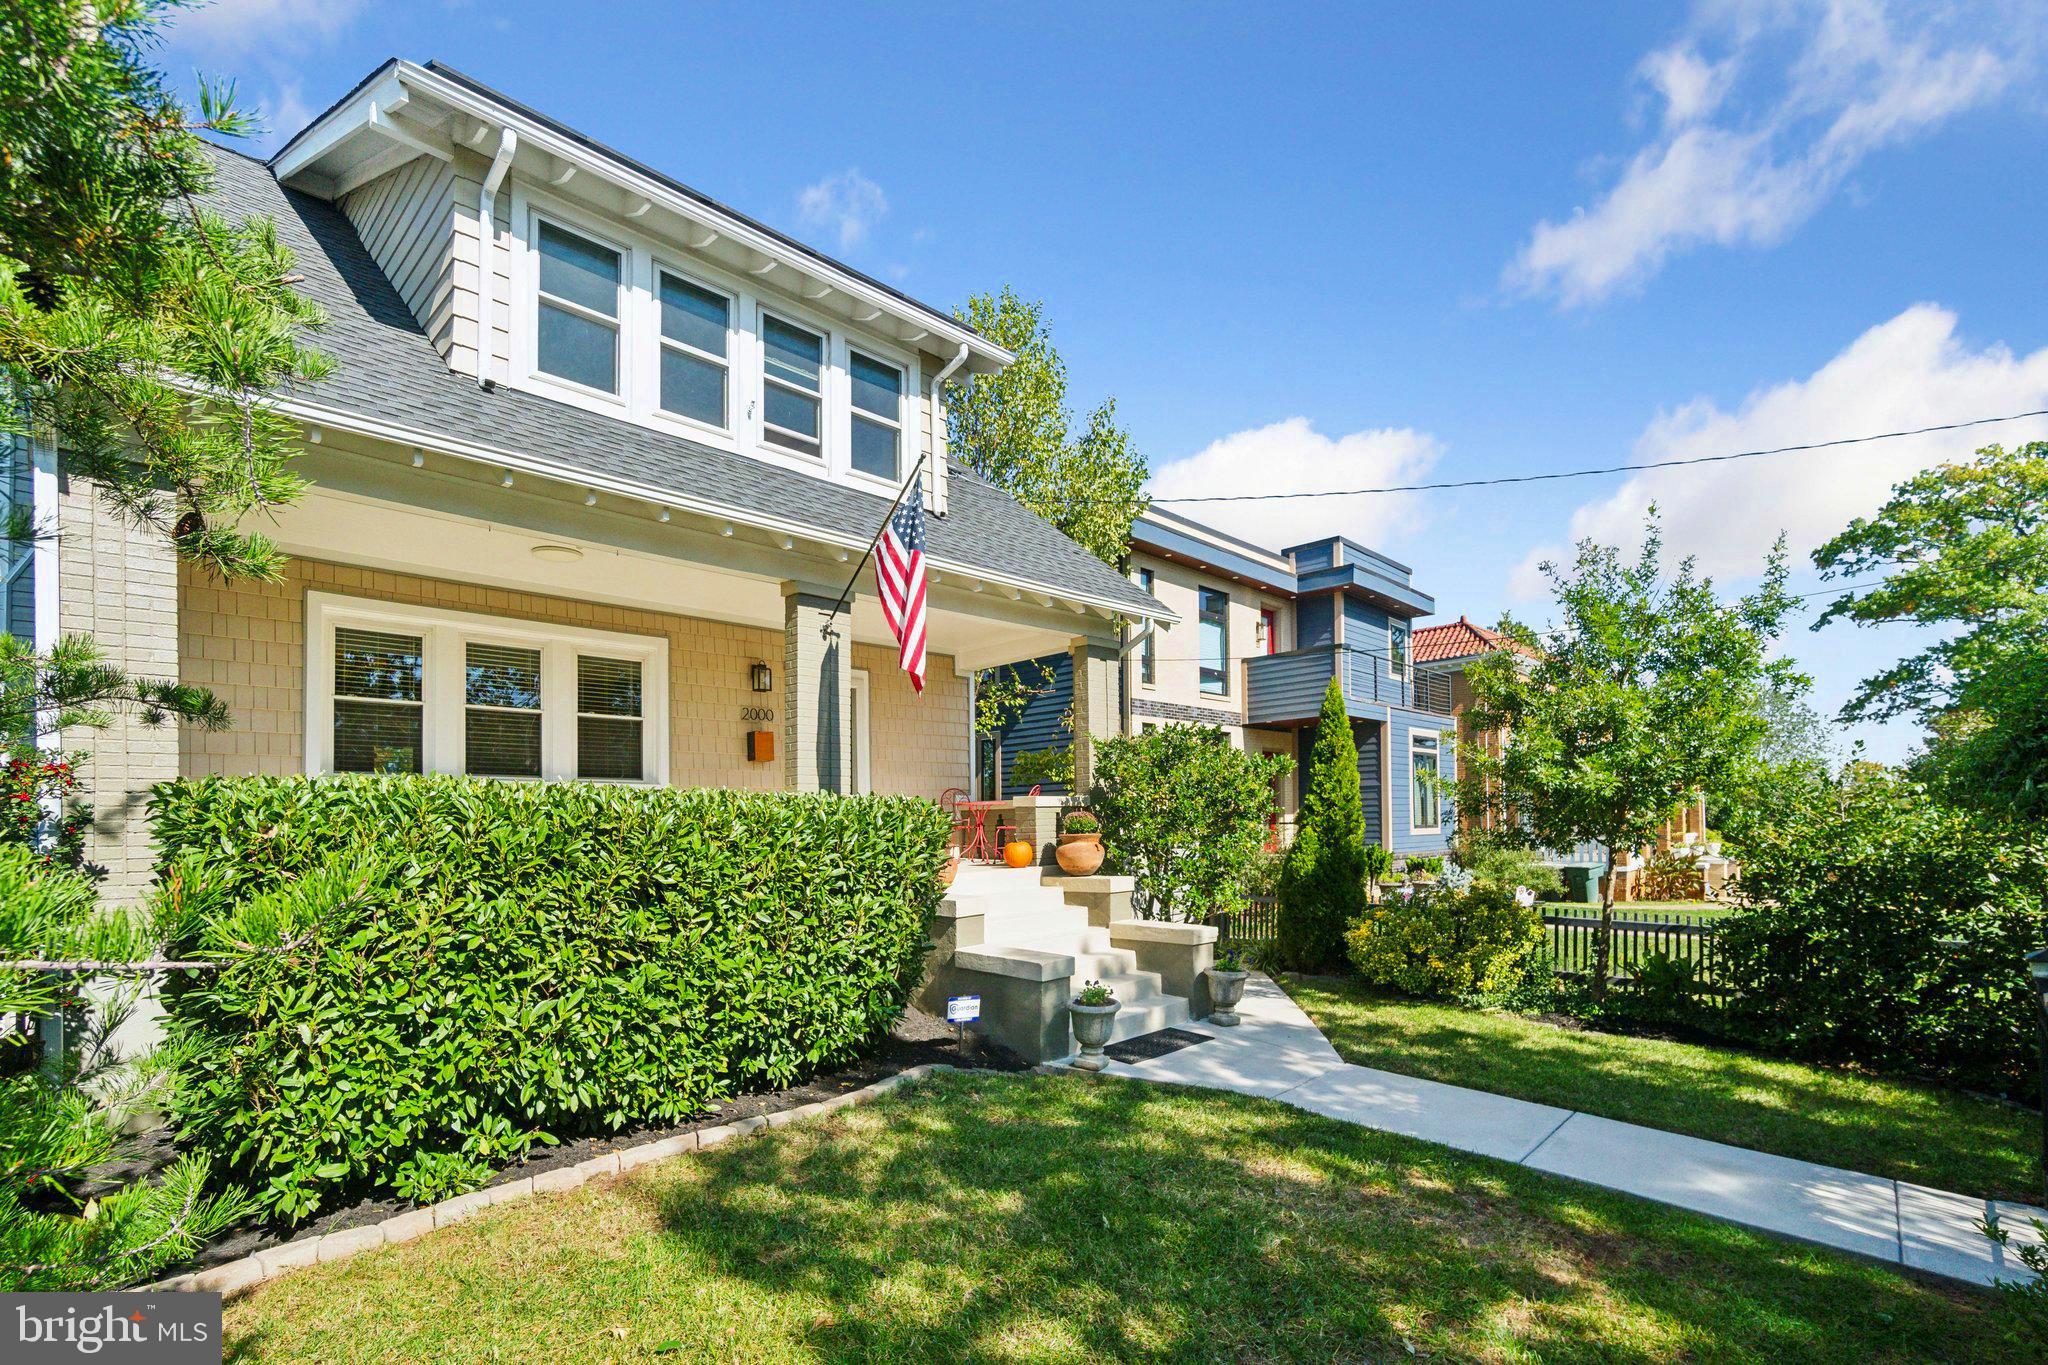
1069, 635, 1120, 795
781, 583, 852, 793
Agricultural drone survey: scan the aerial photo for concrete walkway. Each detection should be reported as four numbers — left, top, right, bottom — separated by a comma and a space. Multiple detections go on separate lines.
1087, 974, 2046, 1289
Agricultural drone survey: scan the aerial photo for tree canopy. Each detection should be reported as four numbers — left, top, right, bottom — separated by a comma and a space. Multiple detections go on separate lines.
1813, 441, 2048, 817
1455, 514, 1803, 992
946, 287, 1147, 566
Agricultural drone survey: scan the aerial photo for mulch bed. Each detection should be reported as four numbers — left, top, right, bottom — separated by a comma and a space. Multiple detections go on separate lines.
150, 1008, 1024, 1275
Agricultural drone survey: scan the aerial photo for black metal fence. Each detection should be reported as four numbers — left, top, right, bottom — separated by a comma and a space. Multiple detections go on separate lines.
1542, 908, 1731, 1000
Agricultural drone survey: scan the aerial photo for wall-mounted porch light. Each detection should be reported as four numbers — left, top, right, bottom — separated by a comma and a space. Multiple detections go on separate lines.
750, 662, 774, 693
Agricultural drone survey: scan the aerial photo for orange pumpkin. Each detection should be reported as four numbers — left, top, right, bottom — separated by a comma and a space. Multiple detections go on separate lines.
1002, 839, 1035, 869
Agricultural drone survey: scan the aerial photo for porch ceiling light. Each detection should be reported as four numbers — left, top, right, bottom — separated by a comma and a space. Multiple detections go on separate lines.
584, 491, 598, 507
751, 662, 773, 693
530, 543, 583, 563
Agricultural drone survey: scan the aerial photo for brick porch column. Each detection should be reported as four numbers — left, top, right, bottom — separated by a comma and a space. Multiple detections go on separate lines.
781, 583, 852, 793
1068, 634, 1120, 795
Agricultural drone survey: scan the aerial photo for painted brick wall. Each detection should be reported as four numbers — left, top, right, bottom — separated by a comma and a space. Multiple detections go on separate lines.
180, 558, 968, 800
58, 479, 181, 904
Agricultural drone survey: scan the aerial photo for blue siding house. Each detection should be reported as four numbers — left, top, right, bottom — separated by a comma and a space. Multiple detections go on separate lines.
990, 513, 1457, 860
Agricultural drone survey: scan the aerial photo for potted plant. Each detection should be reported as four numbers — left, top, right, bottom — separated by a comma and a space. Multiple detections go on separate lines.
1206, 944, 1250, 1026
939, 845, 961, 889
1055, 809, 1105, 876
1068, 979, 1120, 1070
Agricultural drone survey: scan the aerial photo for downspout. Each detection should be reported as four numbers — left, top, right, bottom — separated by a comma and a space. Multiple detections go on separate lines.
927, 343, 969, 516
477, 127, 518, 390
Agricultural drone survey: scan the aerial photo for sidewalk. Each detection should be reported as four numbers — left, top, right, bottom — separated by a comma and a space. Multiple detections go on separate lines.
1088, 974, 2046, 1289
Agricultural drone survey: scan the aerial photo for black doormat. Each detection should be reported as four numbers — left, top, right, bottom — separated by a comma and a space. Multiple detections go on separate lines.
1104, 1028, 1214, 1064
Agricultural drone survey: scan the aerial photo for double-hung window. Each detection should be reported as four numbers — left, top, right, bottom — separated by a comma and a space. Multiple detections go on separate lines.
535, 220, 622, 394
1198, 587, 1229, 695
848, 350, 904, 480
657, 271, 730, 428
1411, 733, 1441, 831
761, 313, 824, 457
312, 595, 665, 784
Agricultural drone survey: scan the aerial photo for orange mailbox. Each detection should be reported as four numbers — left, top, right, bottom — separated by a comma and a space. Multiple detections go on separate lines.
746, 730, 775, 763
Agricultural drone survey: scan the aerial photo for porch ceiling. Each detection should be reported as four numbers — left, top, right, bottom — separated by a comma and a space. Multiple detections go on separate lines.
268, 442, 1099, 673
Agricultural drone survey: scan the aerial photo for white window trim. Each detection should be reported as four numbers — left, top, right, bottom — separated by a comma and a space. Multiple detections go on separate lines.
758, 306, 828, 463
507, 181, 924, 497
649, 261, 735, 438
1409, 731, 1441, 835
306, 591, 669, 786
528, 211, 628, 406
846, 347, 909, 487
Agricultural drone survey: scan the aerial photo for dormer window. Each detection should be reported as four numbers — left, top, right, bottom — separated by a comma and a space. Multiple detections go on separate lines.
657, 270, 730, 429
849, 350, 904, 480
535, 220, 622, 394
761, 313, 824, 458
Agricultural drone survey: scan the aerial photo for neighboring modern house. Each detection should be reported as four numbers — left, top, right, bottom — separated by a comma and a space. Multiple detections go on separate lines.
1412, 616, 1539, 839
990, 507, 1459, 859
3, 59, 1172, 902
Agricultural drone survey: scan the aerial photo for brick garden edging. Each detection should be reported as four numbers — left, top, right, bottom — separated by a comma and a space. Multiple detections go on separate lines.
147, 1063, 958, 1302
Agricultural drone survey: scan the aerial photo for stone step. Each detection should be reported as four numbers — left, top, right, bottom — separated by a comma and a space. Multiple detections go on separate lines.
980, 908, 1091, 942
943, 887, 1072, 919
1087, 968, 1166, 1000
1009, 945, 1135, 979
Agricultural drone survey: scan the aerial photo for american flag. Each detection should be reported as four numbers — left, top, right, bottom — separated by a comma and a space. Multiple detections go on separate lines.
876, 481, 929, 692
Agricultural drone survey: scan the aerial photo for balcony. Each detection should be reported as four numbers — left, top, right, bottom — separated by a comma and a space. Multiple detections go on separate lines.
1245, 645, 1453, 726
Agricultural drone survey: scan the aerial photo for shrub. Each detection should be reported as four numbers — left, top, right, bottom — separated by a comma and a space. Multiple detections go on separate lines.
1345, 882, 1542, 999
1716, 772, 2048, 1099
1450, 839, 1565, 900
1060, 810, 1099, 835
1279, 677, 1368, 969
1088, 726, 1288, 922
153, 775, 949, 1220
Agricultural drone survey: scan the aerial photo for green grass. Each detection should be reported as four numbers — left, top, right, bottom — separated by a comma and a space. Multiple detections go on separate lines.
1282, 974, 2044, 1203
222, 1073, 2038, 1363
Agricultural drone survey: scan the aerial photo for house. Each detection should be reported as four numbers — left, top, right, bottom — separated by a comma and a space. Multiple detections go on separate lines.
1412, 616, 1539, 839
4, 59, 1171, 903
989, 507, 1460, 861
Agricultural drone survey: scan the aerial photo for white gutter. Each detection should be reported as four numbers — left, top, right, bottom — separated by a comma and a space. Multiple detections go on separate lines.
476, 126, 517, 390
927, 343, 968, 516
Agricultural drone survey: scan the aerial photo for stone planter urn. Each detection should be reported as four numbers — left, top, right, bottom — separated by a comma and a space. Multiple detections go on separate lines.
1055, 832, 1104, 876
1207, 968, 1250, 1026
1067, 998, 1121, 1071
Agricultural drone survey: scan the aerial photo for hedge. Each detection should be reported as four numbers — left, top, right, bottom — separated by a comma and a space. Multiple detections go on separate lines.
151, 775, 949, 1219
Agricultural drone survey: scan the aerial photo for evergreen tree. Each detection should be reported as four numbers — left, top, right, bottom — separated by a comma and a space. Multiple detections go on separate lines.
1277, 676, 1369, 969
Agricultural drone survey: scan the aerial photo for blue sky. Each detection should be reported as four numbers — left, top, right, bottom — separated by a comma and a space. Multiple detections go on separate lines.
159, 1, 2048, 763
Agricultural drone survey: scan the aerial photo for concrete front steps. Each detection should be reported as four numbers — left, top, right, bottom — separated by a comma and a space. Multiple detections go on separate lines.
914, 863, 1216, 1061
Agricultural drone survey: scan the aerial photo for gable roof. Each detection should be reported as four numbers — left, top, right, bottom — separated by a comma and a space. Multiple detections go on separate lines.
195, 142, 1160, 619
1413, 616, 1540, 666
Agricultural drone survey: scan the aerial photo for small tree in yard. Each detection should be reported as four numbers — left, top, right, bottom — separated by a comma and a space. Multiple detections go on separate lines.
1455, 514, 1801, 998
1278, 677, 1369, 971
1088, 725, 1289, 922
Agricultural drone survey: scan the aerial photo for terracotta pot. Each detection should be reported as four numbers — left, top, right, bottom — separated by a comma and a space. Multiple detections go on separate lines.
1002, 839, 1035, 869
1055, 832, 1104, 876
938, 853, 960, 889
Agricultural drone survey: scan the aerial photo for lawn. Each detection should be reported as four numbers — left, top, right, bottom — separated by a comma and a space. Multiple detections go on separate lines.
221, 1072, 2039, 1363
1282, 974, 2044, 1203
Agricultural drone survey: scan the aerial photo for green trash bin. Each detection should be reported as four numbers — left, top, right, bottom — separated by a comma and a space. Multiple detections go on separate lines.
1561, 865, 1601, 905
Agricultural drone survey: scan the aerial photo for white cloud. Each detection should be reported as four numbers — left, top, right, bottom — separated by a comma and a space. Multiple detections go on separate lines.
258, 81, 313, 145
1147, 418, 1443, 553
1507, 0, 2036, 307
1509, 304, 2048, 595
797, 169, 888, 250
170, 0, 365, 55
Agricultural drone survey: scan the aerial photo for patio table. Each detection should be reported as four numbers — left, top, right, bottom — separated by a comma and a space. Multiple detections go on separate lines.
953, 799, 1008, 864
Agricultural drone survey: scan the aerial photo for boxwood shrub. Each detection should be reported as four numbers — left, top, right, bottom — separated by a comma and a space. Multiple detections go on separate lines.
150, 775, 949, 1220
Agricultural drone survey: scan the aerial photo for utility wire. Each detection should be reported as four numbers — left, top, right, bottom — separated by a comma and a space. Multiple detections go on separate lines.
1150, 408, 2048, 504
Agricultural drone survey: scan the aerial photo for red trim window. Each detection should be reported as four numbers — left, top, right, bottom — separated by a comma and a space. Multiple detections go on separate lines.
1259, 608, 1279, 655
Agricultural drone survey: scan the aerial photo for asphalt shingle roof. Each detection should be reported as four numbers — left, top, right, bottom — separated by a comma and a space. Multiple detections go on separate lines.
196, 143, 1159, 618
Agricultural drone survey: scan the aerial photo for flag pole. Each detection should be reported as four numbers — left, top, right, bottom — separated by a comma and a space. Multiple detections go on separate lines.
823, 452, 927, 625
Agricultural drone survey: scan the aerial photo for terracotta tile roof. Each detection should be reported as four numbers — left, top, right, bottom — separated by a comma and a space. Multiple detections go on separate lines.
1414, 617, 1541, 665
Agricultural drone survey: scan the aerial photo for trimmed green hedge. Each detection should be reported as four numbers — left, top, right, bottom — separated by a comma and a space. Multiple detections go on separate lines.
151, 775, 948, 1219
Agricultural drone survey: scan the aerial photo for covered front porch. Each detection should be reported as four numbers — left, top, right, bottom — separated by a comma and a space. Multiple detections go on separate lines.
173, 427, 1130, 804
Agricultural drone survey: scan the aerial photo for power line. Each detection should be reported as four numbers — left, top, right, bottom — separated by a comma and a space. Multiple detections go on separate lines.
1150, 408, 2048, 505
